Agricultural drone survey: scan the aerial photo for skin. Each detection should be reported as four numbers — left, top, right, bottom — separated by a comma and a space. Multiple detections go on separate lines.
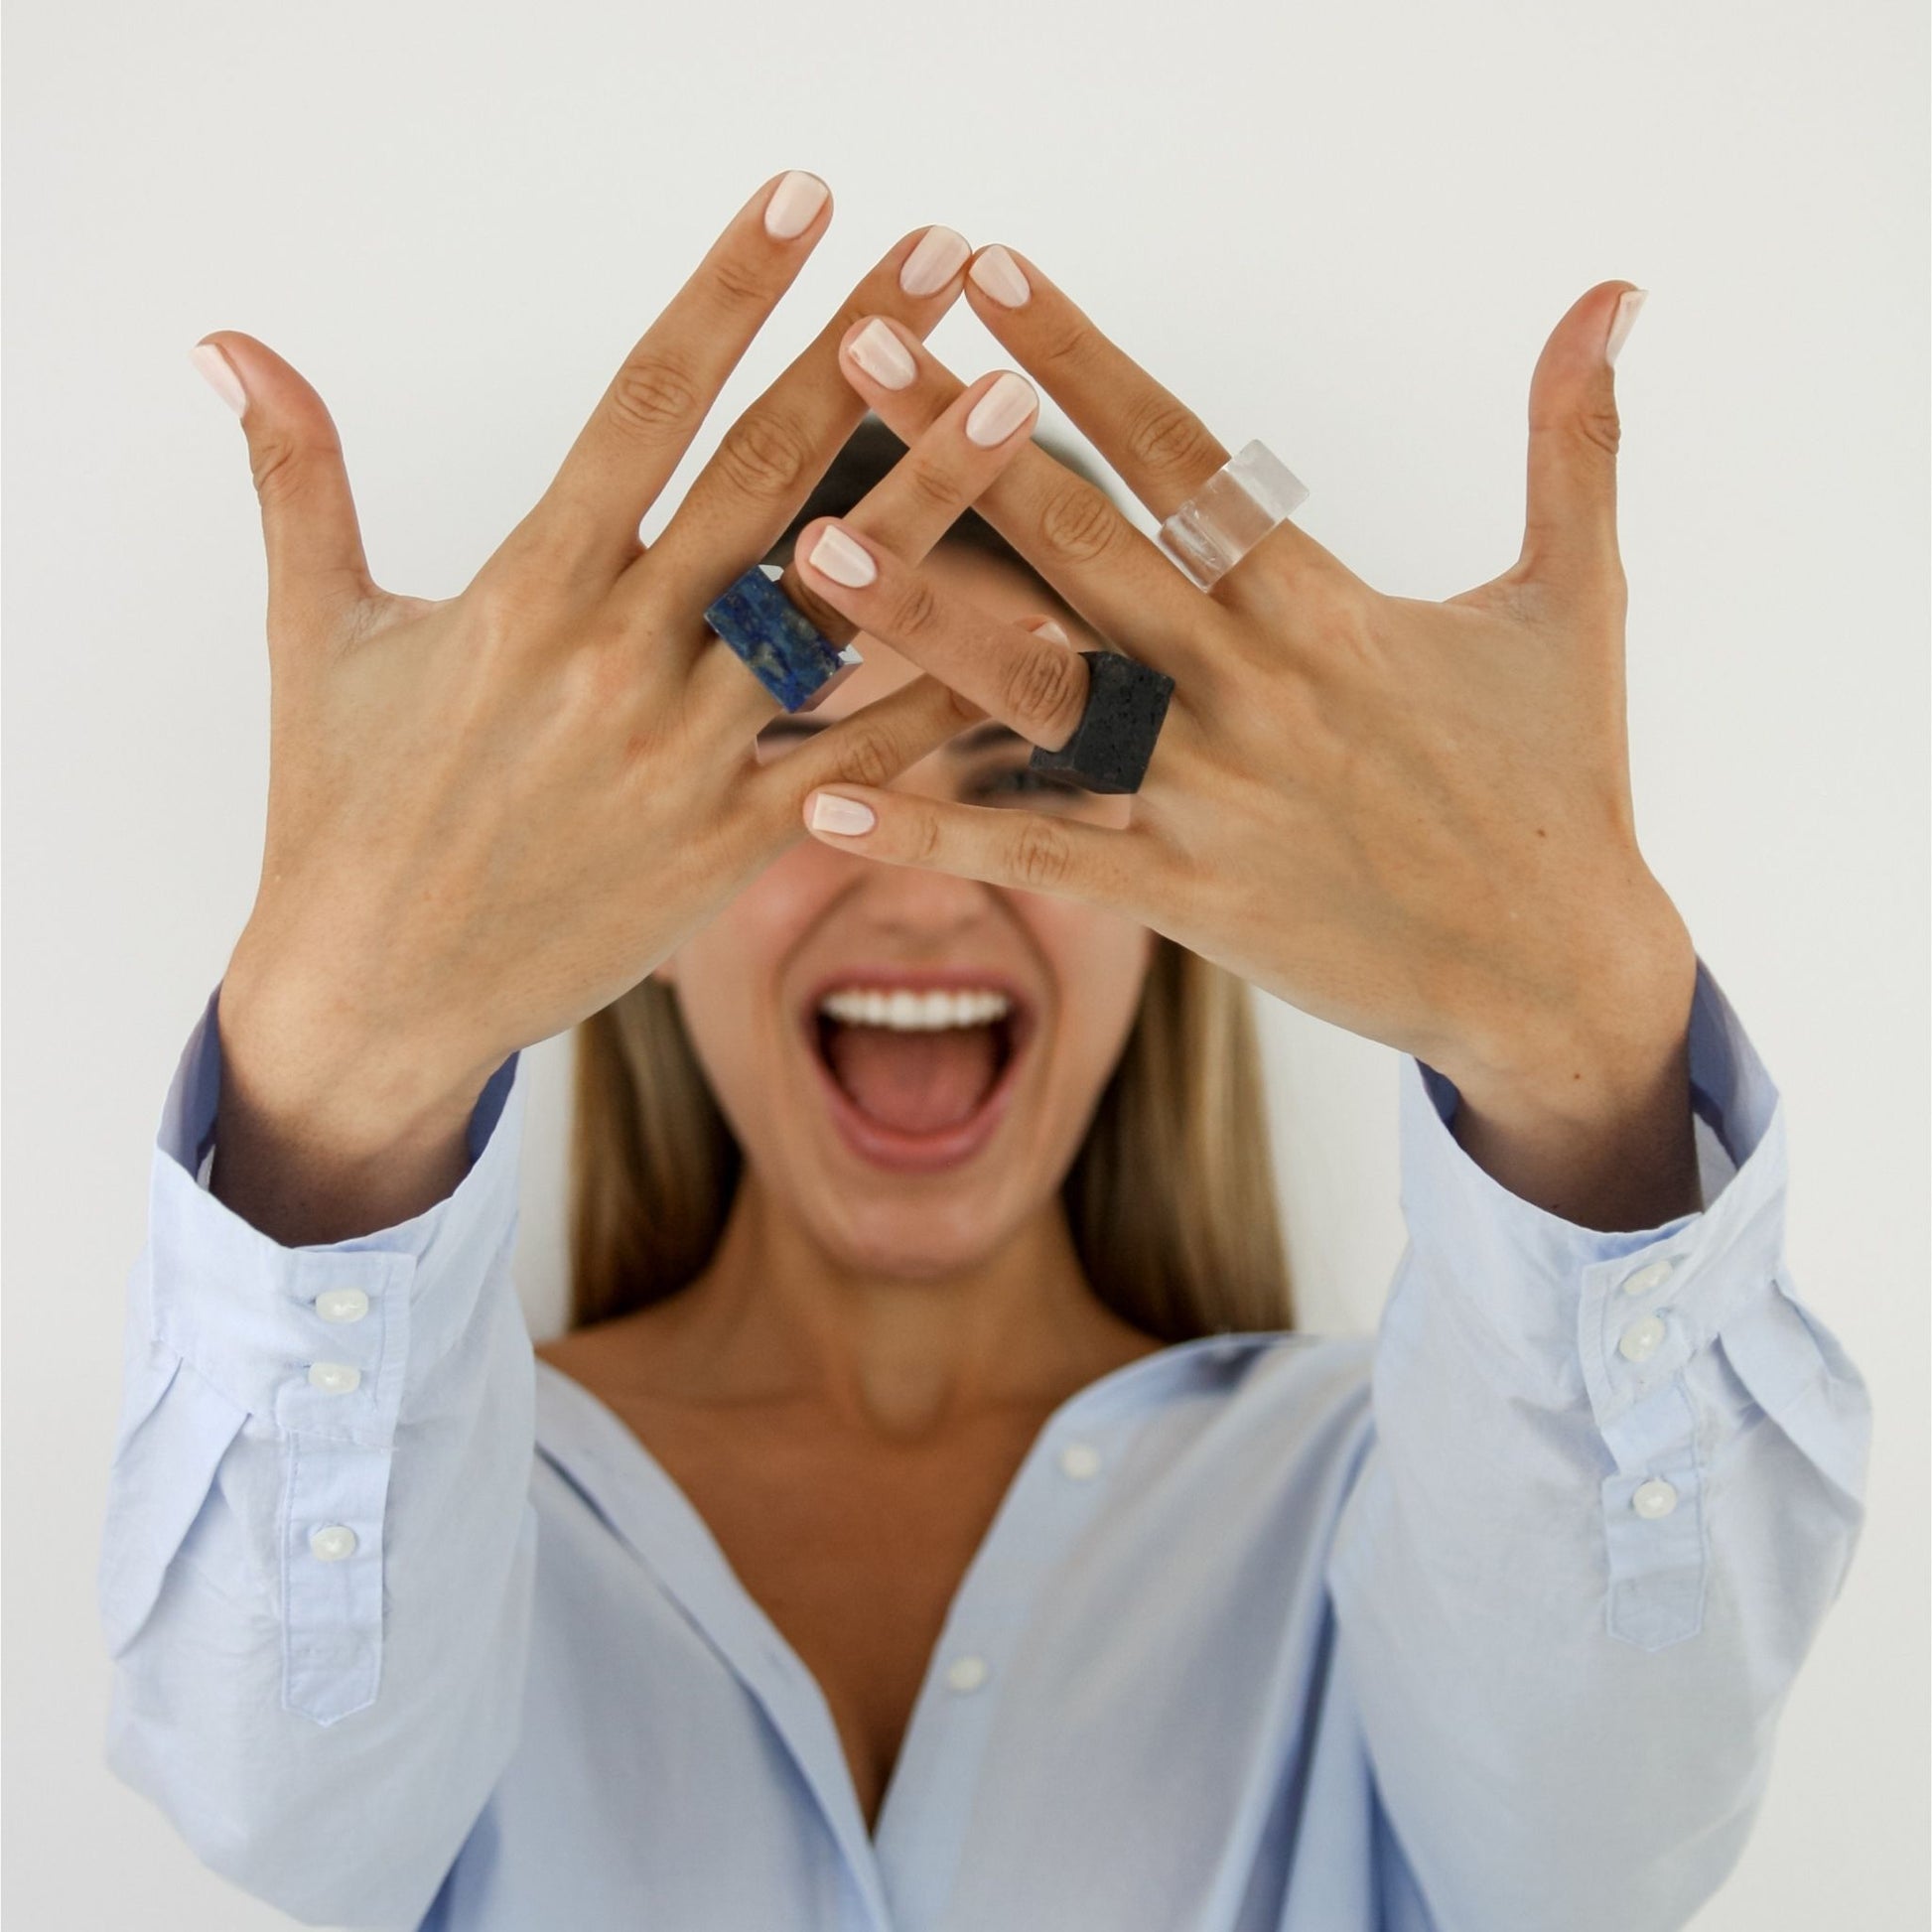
539, 553, 1169, 1829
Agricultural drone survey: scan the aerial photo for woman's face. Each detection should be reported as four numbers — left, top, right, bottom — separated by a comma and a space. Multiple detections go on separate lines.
660, 545, 1156, 1281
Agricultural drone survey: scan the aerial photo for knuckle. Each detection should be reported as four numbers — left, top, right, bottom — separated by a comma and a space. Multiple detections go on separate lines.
907, 809, 944, 867
825, 720, 899, 792
898, 457, 961, 517
707, 251, 774, 311
1035, 482, 1121, 568
1574, 399, 1622, 460
714, 408, 815, 502
1120, 396, 1219, 481
1035, 318, 1095, 376
1011, 817, 1072, 891
607, 356, 702, 442
1003, 639, 1084, 735
248, 431, 308, 508
891, 575, 943, 641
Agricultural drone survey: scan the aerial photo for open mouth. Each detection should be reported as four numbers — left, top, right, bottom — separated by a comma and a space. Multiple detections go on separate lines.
799, 977, 1035, 1173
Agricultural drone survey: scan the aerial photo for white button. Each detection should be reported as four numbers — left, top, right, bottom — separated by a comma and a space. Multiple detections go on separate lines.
1617, 1313, 1667, 1363
1621, 1258, 1674, 1297
1632, 1477, 1679, 1519
316, 1287, 370, 1323
308, 1361, 362, 1395
943, 1654, 989, 1694
1058, 1442, 1102, 1480
309, 1524, 357, 1562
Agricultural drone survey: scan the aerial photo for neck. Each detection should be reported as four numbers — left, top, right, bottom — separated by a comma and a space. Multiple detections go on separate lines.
650, 1169, 1159, 1441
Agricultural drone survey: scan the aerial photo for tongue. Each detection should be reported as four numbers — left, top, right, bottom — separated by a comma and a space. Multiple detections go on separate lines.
824, 1023, 1001, 1134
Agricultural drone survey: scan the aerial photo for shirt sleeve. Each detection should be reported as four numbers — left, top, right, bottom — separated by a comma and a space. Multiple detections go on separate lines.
96, 980, 540, 1931
1323, 949, 1872, 1932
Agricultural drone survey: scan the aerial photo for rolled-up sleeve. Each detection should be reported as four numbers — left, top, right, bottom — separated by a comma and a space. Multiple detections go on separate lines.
97, 980, 538, 1929
1323, 950, 1872, 1932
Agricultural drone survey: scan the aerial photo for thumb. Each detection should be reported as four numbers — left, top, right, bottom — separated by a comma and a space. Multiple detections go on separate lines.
191, 332, 374, 634
1516, 281, 1645, 601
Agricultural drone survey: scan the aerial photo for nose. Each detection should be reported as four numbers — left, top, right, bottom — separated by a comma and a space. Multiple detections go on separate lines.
831, 838, 999, 939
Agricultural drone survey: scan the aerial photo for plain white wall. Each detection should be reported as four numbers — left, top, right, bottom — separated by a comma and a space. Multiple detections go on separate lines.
6, 0, 1925, 1924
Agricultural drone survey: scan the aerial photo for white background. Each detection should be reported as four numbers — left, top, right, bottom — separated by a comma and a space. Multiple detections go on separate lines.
6, 0, 1926, 1924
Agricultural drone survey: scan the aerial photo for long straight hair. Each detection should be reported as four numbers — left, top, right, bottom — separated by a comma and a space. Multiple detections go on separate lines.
565, 420, 1296, 1344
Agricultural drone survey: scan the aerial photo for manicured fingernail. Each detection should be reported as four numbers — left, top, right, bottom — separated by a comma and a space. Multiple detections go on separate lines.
969, 245, 1031, 308
190, 342, 246, 415
807, 524, 877, 588
966, 371, 1038, 448
1604, 288, 1648, 366
846, 317, 915, 389
763, 171, 830, 240
808, 791, 876, 836
899, 225, 970, 297
1027, 618, 1070, 644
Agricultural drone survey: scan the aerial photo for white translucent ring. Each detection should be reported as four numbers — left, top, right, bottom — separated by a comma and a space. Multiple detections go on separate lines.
1157, 440, 1311, 591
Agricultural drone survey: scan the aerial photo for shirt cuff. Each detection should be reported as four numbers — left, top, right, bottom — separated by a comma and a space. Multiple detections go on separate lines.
141, 978, 526, 1439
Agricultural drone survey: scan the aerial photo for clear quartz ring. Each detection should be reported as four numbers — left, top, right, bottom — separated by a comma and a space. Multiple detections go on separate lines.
1157, 440, 1310, 591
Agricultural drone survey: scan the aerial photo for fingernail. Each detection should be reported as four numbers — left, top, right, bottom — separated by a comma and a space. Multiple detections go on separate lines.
191, 342, 246, 415
1604, 288, 1648, 367
807, 524, 877, 588
899, 225, 970, 298
808, 791, 876, 836
763, 171, 830, 240
966, 371, 1038, 448
969, 245, 1031, 308
846, 317, 915, 389
1027, 618, 1070, 644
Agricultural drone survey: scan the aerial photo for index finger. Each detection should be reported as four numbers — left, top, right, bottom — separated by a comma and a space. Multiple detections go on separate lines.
518, 171, 835, 581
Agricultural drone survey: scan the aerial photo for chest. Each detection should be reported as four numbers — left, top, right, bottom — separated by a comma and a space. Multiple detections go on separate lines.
600, 1397, 1046, 1832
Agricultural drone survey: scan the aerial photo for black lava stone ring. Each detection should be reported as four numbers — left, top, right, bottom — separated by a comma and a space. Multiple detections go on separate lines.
1027, 649, 1175, 795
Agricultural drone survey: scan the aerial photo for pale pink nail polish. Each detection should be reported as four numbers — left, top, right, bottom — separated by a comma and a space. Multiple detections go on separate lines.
966, 371, 1038, 448
763, 172, 829, 240
808, 525, 877, 587
969, 245, 1031, 308
846, 318, 915, 389
1027, 618, 1070, 644
190, 342, 246, 415
899, 226, 971, 297
808, 792, 876, 835
1605, 288, 1648, 366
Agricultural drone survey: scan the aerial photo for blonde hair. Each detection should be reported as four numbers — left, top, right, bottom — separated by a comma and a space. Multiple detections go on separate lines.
563, 420, 1297, 1343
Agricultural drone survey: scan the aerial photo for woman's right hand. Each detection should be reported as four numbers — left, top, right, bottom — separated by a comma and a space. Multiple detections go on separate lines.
201, 174, 1043, 1187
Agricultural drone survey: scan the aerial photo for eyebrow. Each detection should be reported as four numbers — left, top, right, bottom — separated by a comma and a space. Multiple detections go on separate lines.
757, 717, 1025, 757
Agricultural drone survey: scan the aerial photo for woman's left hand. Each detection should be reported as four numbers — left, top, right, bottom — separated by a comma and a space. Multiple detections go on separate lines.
790, 255, 1697, 1126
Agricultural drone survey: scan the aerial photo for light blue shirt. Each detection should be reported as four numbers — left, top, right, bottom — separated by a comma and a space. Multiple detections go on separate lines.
97, 953, 1872, 1931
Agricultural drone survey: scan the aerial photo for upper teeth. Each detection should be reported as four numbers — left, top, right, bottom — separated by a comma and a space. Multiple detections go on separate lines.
818, 988, 1013, 1030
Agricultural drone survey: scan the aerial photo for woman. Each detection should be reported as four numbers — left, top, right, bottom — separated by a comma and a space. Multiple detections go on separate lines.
98, 172, 1871, 1930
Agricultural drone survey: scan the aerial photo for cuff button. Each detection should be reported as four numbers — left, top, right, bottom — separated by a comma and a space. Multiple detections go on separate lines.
309, 1524, 358, 1562
1632, 1477, 1679, 1520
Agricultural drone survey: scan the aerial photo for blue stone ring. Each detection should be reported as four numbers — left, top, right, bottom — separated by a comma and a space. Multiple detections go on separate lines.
703, 563, 862, 712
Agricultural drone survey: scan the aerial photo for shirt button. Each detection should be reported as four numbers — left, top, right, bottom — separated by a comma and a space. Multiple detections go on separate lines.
1632, 1477, 1679, 1520
1617, 1312, 1668, 1363
944, 1654, 989, 1694
308, 1361, 362, 1395
1621, 1258, 1674, 1297
316, 1287, 370, 1323
1058, 1442, 1102, 1480
309, 1524, 358, 1562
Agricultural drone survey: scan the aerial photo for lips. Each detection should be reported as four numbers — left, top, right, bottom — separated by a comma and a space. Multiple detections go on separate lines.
797, 968, 1037, 1175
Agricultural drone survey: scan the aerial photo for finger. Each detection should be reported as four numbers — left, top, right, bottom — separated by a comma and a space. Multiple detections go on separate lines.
795, 777, 1148, 915
634, 222, 976, 628
824, 315, 1214, 667
1515, 280, 1641, 601
518, 171, 836, 582
191, 332, 376, 639
689, 358, 1055, 743
741, 670, 986, 839
960, 243, 1338, 596
787, 515, 1092, 753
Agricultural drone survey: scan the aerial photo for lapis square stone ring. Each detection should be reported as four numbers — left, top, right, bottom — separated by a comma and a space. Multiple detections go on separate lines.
704, 563, 862, 712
